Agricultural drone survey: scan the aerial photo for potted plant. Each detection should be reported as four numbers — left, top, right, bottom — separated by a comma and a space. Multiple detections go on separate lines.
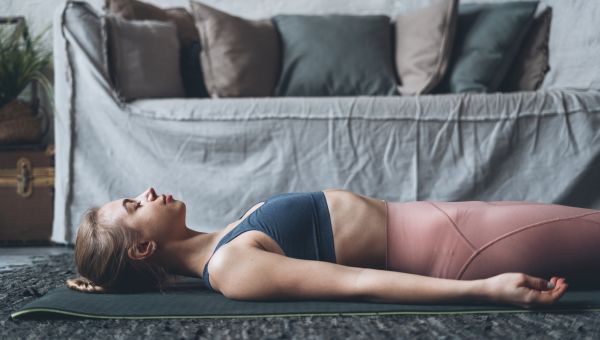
0, 17, 52, 145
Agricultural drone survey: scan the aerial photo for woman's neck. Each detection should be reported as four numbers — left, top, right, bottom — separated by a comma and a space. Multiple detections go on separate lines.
152, 227, 225, 278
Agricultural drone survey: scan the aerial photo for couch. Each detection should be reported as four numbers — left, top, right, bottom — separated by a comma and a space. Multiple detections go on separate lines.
52, 0, 600, 244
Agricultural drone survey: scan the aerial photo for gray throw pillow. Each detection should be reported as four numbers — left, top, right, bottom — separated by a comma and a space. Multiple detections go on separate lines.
106, 0, 199, 46
273, 15, 398, 97
189, 1, 280, 98
106, 0, 208, 98
441, 1, 539, 93
395, 0, 458, 95
107, 16, 185, 100
500, 7, 552, 92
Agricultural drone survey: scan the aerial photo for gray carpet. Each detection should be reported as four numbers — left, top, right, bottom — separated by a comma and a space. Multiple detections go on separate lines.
2, 250, 600, 339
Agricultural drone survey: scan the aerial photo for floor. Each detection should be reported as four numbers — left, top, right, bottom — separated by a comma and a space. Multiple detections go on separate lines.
3, 246, 600, 339
0, 246, 72, 271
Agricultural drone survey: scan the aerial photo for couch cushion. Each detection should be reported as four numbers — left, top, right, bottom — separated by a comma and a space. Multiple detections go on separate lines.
501, 7, 552, 92
106, 0, 208, 98
441, 1, 539, 93
189, 1, 280, 97
106, 16, 185, 99
273, 15, 398, 97
395, 0, 458, 95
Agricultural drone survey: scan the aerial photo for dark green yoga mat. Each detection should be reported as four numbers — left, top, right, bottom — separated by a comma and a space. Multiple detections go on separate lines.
11, 279, 600, 319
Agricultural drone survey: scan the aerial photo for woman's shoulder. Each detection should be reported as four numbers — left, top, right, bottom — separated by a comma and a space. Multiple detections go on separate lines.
205, 232, 281, 292
206, 239, 360, 301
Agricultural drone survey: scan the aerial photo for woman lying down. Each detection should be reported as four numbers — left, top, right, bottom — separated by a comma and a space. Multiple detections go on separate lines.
67, 187, 600, 309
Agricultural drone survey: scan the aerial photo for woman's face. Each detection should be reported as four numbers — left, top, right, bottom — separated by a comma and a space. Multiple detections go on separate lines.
99, 187, 186, 242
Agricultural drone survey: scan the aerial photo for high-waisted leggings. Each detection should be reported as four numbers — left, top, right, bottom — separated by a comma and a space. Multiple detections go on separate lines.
386, 201, 600, 288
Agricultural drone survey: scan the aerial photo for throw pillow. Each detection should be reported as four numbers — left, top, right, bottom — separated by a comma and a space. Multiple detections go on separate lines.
189, 1, 280, 97
106, 16, 185, 100
395, 0, 458, 95
273, 15, 398, 97
441, 1, 539, 93
500, 7, 552, 92
105, 0, 197, 45
106, 0, 208, 98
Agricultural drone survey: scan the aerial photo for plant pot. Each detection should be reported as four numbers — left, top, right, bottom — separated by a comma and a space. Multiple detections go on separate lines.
0, 99, 43, 145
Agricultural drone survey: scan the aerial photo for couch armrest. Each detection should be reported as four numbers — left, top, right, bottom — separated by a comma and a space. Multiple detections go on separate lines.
55, 1, 110, 85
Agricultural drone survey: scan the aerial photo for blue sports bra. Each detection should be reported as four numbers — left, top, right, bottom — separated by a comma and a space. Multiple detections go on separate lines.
202, 191, 336, 291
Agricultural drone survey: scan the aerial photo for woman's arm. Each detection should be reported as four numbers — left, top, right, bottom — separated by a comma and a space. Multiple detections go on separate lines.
209, 245, 483, 302
353, 267, 487, 304
356, 269, 567, 308
207, 245, 567, 307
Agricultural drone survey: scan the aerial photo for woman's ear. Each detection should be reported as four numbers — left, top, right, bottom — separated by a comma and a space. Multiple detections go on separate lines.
127, 240, 156, 261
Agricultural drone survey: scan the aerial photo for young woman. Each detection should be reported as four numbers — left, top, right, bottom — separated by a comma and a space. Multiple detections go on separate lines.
68, 187, 600, 308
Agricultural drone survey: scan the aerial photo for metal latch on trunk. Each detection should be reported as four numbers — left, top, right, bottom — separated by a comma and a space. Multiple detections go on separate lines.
0, 157, 54, 198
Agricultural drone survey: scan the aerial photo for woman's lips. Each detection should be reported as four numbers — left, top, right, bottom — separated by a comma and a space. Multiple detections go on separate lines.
159, 194, 174, 204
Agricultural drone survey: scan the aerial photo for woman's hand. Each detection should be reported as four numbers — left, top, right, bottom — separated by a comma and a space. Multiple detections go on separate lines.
482, 273, 568, 308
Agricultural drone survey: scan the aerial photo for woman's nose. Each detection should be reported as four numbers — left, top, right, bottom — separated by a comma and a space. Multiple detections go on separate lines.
147, 187, 157, 200
140, 187, 157, 201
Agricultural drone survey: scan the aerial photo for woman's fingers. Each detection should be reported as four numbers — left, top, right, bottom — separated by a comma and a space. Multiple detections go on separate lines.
487, 273, 569, 308
523, 274, 554, 291
536, 283, 568, 304
529, 278, 568, 306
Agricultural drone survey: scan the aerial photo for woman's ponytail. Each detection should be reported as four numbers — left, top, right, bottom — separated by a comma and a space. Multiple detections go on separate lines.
66, 277, 108, 293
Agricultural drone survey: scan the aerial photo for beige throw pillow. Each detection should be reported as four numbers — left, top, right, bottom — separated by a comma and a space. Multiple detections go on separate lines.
395, 0, 458, 95
189, 1, 280, 97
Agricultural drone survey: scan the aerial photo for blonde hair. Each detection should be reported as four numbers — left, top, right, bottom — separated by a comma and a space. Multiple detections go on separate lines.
66, 208, 172, 293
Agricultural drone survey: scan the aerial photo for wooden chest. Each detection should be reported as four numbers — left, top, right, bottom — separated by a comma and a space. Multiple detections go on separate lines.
0, 144, 54, 243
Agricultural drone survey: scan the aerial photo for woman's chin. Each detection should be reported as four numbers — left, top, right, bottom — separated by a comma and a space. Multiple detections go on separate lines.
178, 200, 186, 215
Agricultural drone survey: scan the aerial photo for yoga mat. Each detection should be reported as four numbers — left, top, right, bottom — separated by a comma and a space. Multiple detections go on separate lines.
11, 278, 600, 319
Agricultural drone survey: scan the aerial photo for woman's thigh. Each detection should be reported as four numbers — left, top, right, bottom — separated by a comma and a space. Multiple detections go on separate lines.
386, 200, 600, 288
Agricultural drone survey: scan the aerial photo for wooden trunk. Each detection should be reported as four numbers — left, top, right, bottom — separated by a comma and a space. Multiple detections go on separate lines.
0, 144, 54, 242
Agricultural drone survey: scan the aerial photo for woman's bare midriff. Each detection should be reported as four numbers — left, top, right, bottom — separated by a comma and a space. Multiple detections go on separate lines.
219, 189, 388, 270
323, 189, 387, 269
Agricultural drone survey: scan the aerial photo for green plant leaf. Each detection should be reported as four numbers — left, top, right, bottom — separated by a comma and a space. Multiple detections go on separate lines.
0, 23, 52, 109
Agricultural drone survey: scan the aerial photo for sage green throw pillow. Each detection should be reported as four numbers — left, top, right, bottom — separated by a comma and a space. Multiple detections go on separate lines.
273, 15, 398, 97
443, 1, 539, 93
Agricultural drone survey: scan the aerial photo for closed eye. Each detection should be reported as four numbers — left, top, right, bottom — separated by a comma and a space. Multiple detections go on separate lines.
135, 201, 142, 210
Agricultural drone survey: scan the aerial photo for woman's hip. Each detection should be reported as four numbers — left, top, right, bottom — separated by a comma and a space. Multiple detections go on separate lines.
386, 200, 600, 285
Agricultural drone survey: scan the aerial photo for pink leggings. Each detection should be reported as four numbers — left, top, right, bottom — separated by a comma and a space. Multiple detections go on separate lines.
386, 201, 600, 288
